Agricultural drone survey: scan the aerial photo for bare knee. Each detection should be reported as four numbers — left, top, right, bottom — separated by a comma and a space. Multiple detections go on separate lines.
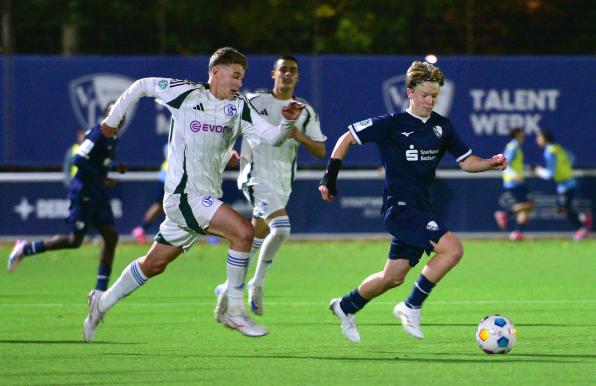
233, 222, 254, 249
447, 244, 464, 266
140, 257, 167, 277
382, 272, 406, 289
66, 234, 84, 249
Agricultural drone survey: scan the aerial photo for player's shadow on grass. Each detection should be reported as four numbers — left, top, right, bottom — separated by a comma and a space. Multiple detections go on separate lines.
0, 339, 134, 345
362, 323, 596, 327
218, 353, 590, 364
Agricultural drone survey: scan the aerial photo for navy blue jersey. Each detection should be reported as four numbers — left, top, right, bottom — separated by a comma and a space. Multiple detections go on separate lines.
349, 111, 471, 211
69, 124, 118, 197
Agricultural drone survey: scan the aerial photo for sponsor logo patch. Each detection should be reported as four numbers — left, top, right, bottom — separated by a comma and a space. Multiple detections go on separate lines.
426, 221, 439, 231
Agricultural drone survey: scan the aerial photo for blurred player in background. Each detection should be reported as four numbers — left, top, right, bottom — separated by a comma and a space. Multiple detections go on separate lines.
216, 55, 326, 316
319, 61, 507, 343
83, 47, 304, 342
132, 143, 168, 244
7, 102, 127, 297
533, 129, 592, 240
494, 127, 534, 241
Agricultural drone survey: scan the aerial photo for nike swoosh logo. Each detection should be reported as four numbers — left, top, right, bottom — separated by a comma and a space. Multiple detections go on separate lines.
401, 131, 414, 137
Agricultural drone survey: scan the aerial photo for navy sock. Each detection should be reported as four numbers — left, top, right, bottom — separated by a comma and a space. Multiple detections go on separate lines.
141, 222, 152, 232
405, 274, 436, 309
95, 264, 112, 291
339, 288, 369, 315
23, 241, 46, 257
515, 223, 526, 232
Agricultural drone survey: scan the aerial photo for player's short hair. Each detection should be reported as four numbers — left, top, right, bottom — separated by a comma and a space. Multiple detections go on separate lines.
406, 61, 445, 89
538, 129, 554, 143
509, 127, 523, 139
273, 55, 299, 70
209, 47, 248, 73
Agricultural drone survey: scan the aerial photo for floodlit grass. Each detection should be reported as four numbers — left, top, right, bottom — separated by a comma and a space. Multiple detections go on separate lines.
1, 239, 594, 385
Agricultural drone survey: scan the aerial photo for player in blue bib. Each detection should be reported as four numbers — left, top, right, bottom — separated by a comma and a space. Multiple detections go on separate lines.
319, 61, 507, 343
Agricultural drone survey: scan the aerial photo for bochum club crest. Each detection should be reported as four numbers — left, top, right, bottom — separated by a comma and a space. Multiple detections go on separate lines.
382, 75, 455, 116
69, 73, 137, 134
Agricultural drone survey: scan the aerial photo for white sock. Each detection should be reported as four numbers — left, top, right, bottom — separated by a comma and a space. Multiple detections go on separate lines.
226, 249, 250, 311
249, 237, 264, 265
252, 216, 290, 287
99, 258, 148, 313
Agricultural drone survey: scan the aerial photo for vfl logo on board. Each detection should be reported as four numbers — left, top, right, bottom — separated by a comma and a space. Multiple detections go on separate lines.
69, 73, 136, 134
382, 75, 455, 116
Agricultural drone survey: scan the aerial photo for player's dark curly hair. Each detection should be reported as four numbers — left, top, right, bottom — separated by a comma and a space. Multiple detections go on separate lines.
538, 129, 554, 143
509, 127, 523, 139
406, 61, 445, 89
209, 47, 248, 72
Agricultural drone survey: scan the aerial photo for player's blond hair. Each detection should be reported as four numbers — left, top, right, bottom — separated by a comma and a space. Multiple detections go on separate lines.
208, 47, 248, 73
406, 61, 445, 89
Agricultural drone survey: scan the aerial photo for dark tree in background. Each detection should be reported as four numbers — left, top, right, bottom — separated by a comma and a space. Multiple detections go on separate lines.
1, 0, 594, 55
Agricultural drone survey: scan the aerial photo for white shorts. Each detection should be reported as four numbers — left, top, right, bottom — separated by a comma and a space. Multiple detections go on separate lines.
157, 193, 223, 251
242, 183, 290, 219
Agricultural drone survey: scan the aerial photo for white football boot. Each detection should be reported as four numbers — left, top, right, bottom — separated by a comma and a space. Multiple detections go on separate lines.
7, 240, 27, 273
393, 302, 424, 339
329, 298, 360, 343
221, 309, 268, 337
248, 280, 264, 316
83, 290, 106, 342
214, 283, 228, 323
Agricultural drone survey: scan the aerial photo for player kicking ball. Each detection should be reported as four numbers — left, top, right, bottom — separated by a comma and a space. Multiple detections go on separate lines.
319, 61, 507, 343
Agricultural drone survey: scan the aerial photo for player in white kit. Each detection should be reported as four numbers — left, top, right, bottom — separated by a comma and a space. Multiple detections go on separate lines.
82, 47, 304, 341
217, 56, 326, 316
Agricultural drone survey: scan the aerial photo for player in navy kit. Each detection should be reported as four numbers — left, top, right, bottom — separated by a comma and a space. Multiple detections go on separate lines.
7, 102, 126, 295
319, 61, 507, 343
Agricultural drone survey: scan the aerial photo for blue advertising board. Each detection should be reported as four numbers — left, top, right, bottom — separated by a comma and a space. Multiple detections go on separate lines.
1, 55, 595, 168
1, 172, 594, 238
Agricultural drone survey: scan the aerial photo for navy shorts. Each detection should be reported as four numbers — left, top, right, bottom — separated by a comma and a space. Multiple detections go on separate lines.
66, 192, 115, 234
383, 205, 448, 267
506, 186, 531, 205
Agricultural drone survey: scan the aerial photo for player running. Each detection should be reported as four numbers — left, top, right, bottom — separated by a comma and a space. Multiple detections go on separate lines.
7, 102, 126, 296
319, 61, 507, 343
217, 55, 326, 316
82, 47, 303, 342
494, 127, 534, 241
533, 129, 592, 240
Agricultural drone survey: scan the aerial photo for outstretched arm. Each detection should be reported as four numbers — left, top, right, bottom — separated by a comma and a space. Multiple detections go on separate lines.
459, 154, 507, 173
319, 131, 357, 202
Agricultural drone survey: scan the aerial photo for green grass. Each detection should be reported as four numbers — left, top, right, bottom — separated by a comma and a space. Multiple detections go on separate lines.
1, 239, 595, 385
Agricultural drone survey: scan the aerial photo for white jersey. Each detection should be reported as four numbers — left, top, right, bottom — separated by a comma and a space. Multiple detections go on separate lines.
104, 78, 295, 198
238, 90, 326, 196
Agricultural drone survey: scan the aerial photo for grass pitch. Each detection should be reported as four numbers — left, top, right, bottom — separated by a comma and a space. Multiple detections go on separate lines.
1, 239, 594, 385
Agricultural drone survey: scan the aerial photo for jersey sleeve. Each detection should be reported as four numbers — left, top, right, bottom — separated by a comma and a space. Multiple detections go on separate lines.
239, 99, 295, 146
301, 104, 326, 142
444, 120, 472, 162
103, 77, 198, 128
348, 114, 392, 145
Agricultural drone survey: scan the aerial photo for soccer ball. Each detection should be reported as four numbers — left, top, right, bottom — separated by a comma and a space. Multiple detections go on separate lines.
476, 314, 517, 354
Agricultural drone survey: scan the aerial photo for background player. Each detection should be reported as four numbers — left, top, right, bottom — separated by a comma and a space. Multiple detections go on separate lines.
218, 55, 326, 316
533, 129, 591, 240
319, 61, 507, 343
83, 47, 304, 342
132, 143, 168, 244
7, 102, 127, 297
494, 127, 534, 241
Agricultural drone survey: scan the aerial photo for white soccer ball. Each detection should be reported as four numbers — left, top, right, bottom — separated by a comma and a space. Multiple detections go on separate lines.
476, 314, 517, 354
